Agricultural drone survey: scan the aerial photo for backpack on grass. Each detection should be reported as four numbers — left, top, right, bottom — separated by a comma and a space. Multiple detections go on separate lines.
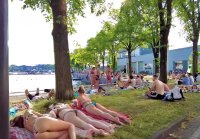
163, 86, 185, 101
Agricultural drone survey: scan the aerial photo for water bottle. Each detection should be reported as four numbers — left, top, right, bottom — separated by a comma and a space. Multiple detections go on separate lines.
9, 107, 17, 117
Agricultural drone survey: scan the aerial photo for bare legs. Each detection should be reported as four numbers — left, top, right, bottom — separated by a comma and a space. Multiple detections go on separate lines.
76, 110, 115, 134
74, 128, 93, 139
96, 103, 131, 124
64, 112, 109, 136
86, 106, 124, 125
34, 117, 76, 139
35, 131, 69, 139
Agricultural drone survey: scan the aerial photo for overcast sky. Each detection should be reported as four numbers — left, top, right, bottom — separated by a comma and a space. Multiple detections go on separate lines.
8, 0, 191, 66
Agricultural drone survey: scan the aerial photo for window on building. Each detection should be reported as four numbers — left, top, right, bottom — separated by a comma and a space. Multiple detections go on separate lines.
174, 61, 183, 70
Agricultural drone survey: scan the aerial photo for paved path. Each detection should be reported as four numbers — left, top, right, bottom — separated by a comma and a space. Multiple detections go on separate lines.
189, 122, 200, 139
168, 116, 200, 139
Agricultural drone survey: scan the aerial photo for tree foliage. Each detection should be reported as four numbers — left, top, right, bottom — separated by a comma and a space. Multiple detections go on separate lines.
19, 0, 105, 33
175, 0, 200, 74
138, 0, 160, 74
16, 0, 106, 100
115, 0, 145, 75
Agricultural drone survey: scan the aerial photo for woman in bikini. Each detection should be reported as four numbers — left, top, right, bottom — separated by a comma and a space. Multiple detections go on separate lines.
90, 67, 96, 89
106, 65, 112, 86
77, 86, 131, 125
49, 103, 114, 136
10, 109, 76, 139
95, 64, 101, 89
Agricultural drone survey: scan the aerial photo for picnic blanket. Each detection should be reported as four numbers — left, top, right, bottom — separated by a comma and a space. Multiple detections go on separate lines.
10, 127, 34, 139
71, 102, 131, 124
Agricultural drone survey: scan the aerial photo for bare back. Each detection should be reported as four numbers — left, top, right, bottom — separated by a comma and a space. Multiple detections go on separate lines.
151, 80, 165, 95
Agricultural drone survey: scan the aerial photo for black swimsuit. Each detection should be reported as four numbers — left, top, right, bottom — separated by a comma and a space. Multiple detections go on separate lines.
57, 108, 78, 120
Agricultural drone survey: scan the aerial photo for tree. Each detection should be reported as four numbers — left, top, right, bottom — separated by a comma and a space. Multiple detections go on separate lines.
115, 0, 144, 75
139, 0, 160, 74
94, 22, 120, 72
86, 37, 102, 65
93, 30, 107, 72
18, 0, 105, 100
175, 0, 200, 74
71, 47, 96, 69
157, 0, 173, 83
101, 22, 120, 72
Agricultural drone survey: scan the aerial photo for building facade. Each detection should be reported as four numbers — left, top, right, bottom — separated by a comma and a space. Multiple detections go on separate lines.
117, 46, 200, 74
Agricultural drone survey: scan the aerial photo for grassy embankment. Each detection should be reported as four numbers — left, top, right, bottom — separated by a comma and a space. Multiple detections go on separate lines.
31, 87, 200, 139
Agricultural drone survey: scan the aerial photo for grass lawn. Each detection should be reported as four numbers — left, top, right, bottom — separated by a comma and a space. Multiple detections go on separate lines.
32, 89, 200, 139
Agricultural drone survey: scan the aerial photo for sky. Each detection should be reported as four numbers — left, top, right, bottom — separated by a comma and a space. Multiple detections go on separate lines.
8, 0, 192, 66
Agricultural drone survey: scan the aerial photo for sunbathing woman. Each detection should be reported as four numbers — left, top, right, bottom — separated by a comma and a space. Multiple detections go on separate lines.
10, 109, 76, 139
77, 86, 131, 125
49, 103, 114, 136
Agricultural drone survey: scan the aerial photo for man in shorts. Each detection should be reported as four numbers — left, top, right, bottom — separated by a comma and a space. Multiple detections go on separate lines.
145, 74, 166, 99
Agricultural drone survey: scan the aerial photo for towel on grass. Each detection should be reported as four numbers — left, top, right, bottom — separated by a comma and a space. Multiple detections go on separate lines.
71, 102, 130, 124
10, 127, 34, 139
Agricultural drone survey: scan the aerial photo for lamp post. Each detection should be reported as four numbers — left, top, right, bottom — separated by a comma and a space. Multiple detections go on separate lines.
0, 0, 9, 138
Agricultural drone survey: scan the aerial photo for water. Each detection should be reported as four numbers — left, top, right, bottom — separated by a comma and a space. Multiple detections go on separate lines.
9, 75, 81, 96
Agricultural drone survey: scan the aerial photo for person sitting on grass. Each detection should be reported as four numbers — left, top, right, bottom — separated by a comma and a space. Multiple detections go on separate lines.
77, 86, 131, 125
10, 109, 76, 139
190, 85, 200, 93
125, 75, 136, 89
145, 74, 166, 99
116, 74, 125, 89
49, 103, 114, 136
135, 75, 143, 87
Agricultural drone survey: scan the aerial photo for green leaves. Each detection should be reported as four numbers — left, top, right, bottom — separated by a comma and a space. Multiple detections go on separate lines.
175, 0, 200, 42
16, 0, 106, 34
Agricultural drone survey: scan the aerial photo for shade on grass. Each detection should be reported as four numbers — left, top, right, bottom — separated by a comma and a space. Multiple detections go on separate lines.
32, 89, 200, 139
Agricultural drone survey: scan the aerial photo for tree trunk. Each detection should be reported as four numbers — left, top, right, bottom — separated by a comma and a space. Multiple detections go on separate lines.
159, 37, 168, 83
192, 39, 199, 74
102, 51, 105, 72
50, 0, 73, 100
152, 44, 160, 74
128, 49, 132, 76
113, 55, 116, 72
158, 0, 172, 83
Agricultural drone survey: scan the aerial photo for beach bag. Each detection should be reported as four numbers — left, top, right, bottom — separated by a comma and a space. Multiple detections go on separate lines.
164, 86, 183, 101
171, 86, 183, 99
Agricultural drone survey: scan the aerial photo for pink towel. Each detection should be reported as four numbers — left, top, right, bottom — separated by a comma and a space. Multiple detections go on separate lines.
71, 104, 131, 123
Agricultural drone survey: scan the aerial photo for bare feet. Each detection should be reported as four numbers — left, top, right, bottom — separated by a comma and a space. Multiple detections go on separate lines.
105, 126, 115, 134
99, 129, 110, 136
85, 129, 94, 138
114, 117, 125, 125
121, 117, 131, 124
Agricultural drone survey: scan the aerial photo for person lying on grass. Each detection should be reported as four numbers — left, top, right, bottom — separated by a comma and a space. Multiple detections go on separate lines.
10, 109, 76, 139
49, 103, 114, 136
77, 85, 131, 125
25, 89, 54, 101
145, 74, 170, 100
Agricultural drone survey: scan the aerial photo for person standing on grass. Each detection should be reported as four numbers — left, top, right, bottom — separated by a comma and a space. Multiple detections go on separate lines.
145, 74, 166, 99
90, 66, 96, 89
123, 65, 126, 74
106, 65, 112, 86
95, 64, 101, 89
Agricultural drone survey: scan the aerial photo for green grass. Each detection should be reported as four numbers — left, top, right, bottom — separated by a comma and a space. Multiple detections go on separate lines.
32, 89, 200, 139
